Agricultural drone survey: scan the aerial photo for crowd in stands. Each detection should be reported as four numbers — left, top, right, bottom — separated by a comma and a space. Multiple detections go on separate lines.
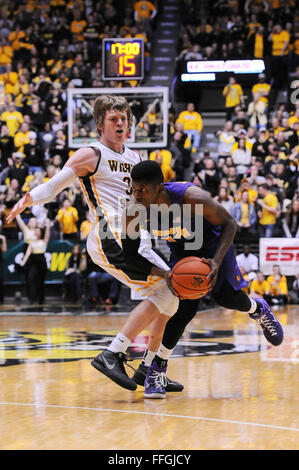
235, 244, 299, 306
0, 0, 297, 307
178, 0, 299, 86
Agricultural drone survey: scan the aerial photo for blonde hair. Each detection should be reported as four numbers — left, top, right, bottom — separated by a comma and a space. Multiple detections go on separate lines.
93, 95, 133, 136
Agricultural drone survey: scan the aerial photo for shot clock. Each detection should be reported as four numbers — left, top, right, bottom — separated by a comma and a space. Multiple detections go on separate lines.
102, 38, 144, 81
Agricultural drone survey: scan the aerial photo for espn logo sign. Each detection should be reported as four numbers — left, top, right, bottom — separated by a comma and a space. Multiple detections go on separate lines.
265, 246, 299, 262
260, 239, 299, 275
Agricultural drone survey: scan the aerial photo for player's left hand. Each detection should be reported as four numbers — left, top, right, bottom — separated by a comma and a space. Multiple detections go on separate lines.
201, 257, 219, 290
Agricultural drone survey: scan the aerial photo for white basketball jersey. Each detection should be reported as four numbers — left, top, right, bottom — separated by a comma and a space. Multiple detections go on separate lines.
79, 141, 141, 233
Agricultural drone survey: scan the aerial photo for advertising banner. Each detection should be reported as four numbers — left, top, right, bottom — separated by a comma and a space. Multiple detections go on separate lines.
3, 240, 74, 284
259, 238, 299, 276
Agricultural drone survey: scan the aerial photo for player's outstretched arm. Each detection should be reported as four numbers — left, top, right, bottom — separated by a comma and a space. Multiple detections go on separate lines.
6, 147, 99, 224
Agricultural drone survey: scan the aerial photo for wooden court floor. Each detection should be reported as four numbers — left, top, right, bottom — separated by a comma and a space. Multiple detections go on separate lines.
0, 305, 298, 450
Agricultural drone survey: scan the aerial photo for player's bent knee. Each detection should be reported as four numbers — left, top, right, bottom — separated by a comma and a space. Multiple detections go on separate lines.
148, 288, 179, 317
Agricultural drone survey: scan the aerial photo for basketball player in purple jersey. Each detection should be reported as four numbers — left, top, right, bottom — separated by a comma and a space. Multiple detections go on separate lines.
125, 160, 284, 398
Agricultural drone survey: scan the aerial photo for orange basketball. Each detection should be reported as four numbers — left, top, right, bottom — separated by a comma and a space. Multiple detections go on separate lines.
170, 257, 211, 299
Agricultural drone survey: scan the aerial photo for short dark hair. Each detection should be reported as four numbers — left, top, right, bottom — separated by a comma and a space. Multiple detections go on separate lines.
131, 160, 164, 184
259, 183, 269, 191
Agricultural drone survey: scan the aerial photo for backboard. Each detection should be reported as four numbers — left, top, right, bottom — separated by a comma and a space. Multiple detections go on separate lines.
67, 87, 169, 149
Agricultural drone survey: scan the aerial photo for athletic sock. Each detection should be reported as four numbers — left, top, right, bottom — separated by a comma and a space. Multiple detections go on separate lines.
248, 297, 262, 316
107, 333, 131, 354
157, 343, 174, 360
142, 349, 156, 367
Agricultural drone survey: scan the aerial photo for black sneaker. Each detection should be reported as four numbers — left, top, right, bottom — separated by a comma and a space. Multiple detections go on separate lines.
132, 363, 184, 392
91, 350, 137, 391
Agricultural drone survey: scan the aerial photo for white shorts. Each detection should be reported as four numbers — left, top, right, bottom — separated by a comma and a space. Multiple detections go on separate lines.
86, 223, 176, 303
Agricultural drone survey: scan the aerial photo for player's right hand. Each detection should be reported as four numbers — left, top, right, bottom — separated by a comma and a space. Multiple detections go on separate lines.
166, 272, 182, 299
6, 192, 33, 224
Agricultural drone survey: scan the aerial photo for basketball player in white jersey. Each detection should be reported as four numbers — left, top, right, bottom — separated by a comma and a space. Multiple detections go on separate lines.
7, 95, 181, 396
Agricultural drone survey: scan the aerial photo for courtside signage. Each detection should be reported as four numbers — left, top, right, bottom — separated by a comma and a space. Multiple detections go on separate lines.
259, 238, 299, 275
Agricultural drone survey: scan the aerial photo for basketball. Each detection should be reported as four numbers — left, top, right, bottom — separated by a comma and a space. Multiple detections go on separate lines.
170, 257, 211, 299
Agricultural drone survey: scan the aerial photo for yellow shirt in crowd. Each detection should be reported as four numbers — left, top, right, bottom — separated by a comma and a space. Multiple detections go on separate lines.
241, 203, 249, 225
223, 83, 243, 108
14, 130, 30, 153
0, 110, 24, 136
80, 219, 92, 239
250, 279, 270, 295
251, 82, 271, 105
134, 1, 156, 21
175, 111, 203, 132
259, 192, 279, 225
272, 30, 290, 56
0, 45, 13, 66
267, 275, 288, 294
254, 33, 264, 58
149, 149, 172, 166
57, 207, 79, 234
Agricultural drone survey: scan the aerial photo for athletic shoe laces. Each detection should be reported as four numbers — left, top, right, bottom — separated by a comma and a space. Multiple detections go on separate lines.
149, 369, 167, 389
257, 314, 277, 336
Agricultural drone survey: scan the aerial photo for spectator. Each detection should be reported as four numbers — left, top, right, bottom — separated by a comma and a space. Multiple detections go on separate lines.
7, 152, 29, 188
247, 92, 267, 129
266, 273, 289, 306
222, 76, 244, 120
289, 273, 299, 305
23, 131, 44, 171
249, 25, 267, 59
267, 264, 288, 294
269, 24, 290, 89
14, 122, 30, 153
170, 123, 191, 170
39, 122, 55, 150
226, 164, 240, 194
49, 130, 67, 161
231, 137, 252, 176
134, 0, 157, 26
155, 154, 175, 183
1, 186, 19, 239
21, 220, 50, 305
235, 178, 258, 204
250, 271, 270, 298
56, 198, 79, 241
86, 254, 121, 306
214, 186, 234, 215
0, 230, 7, 303
233, 190, 257, 241
251, 73, 271, 109
256, 183, 279, 237
176, 102, 203, 153
0, 36, 13, 70
216, 120, 236, 159
15, 213, 38, 249
198, 158, 220, 197
236, 245, 259, 282
282, 198, 299, 238
233, 109, 249, 130
251, 128, 268, 161
0, 101, 24, 136
80, 210, 92, 242
0, 124, 14, 169
64, 244, 85, 303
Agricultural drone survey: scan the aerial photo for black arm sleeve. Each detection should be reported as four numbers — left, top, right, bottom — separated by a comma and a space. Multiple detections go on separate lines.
122, 235, 154, 275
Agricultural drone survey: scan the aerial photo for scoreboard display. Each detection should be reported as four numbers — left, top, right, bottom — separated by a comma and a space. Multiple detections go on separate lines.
102, 38, 144, 81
